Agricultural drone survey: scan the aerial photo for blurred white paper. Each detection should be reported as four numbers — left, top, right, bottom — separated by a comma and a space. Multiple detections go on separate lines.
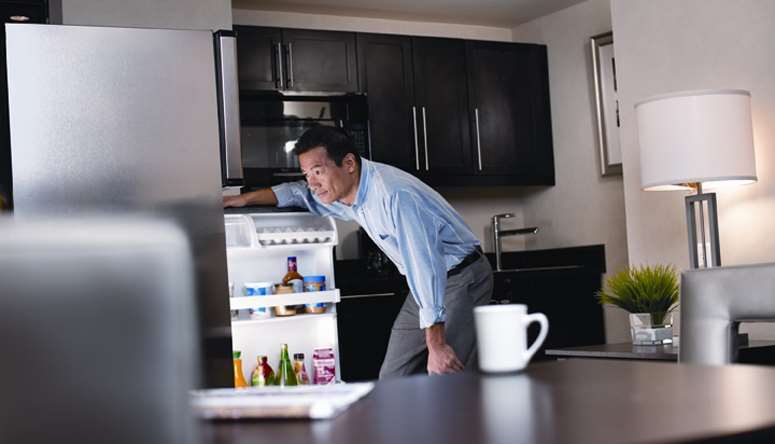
190, 382, 374, 420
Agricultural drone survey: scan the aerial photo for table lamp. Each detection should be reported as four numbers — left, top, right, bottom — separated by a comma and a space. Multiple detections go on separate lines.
635, 89, 757, 268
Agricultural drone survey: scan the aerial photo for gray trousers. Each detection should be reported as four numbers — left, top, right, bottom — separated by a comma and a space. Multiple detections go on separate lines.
379, 255, 494, 378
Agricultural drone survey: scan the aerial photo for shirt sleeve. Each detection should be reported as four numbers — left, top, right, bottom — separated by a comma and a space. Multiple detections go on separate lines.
391, 190, 447, 329
270, 181, 337, 217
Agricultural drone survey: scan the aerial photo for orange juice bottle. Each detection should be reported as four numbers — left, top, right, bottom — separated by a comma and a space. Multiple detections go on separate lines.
232, 351, 249, 389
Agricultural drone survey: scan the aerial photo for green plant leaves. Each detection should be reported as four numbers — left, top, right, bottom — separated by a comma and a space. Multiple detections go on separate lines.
596, 264, 679, 325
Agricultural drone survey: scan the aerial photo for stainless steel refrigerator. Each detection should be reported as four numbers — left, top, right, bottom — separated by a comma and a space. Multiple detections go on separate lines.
5, 23, 239, 387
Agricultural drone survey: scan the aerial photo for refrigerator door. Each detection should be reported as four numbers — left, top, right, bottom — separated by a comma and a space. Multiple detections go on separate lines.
5, 24, 232, 387
214, 30, 243, 186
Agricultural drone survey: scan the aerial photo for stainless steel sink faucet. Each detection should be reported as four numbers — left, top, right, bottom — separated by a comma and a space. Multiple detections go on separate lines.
491, 213, 539, 271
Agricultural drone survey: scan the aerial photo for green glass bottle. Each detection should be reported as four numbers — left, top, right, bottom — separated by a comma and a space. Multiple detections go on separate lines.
275, 344, 298, 387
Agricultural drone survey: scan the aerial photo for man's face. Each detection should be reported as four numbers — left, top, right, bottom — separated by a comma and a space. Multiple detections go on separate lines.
299, 146, 357, 204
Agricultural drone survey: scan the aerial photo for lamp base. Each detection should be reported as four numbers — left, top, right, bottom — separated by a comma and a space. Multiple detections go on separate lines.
685, 190, 721, 269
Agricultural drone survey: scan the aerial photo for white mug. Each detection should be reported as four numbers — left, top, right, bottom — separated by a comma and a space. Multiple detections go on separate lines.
474, 304, 549, 373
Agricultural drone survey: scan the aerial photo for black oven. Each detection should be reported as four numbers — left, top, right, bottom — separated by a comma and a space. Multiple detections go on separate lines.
223, 92, 370, 187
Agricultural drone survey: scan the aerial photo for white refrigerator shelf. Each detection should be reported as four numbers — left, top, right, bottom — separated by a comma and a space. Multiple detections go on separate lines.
224, 214, 338, 249
230, 289, 340, 309
232, 312, 336, 327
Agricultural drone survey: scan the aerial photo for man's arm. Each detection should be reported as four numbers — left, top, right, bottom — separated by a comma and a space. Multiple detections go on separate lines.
224, 181, 341, 219
391, 191, 464, 375
223, 188, 277, 208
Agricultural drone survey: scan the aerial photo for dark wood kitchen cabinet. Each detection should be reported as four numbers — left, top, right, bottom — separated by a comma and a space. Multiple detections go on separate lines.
235, 26, 358, 92
465, 41, 554, 184
412, 37, 473, 177
234, 26, 281, 91
488, 246, 606, 360
233, 25, 555, 187
356, 33, 419, 173
357, 35, 554, 186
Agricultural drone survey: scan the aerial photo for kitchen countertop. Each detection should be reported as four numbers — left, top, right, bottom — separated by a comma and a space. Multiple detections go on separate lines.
546, 341, 775, 364
335, 244, 606, 293
202, 359, 775, 444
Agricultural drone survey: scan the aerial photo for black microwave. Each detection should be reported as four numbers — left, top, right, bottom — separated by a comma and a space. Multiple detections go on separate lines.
222, 92, 370, 187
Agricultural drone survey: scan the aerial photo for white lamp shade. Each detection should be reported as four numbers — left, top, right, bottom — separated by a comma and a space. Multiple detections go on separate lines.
635, 89, 757, 191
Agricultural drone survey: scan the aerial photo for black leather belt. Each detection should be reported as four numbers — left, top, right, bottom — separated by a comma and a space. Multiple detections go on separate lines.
447, 246, 483, 278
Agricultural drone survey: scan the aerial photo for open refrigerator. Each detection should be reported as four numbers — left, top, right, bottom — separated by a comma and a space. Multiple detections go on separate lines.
224, 210, 341, 385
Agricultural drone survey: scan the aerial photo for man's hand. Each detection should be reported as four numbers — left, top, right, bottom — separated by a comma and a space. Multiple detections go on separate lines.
425, 323, 464, 375
223, 194, 247, 208
222, 189, 278, 208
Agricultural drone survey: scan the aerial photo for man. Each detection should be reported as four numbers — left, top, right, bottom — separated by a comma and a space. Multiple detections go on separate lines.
224, 127, 493, 377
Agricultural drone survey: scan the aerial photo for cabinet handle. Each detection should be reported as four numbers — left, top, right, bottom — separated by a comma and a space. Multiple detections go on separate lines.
412, 106, 420, 171
421, 106, 429, 171
275, 42, 284, 89
367, 119, 374, 160
286, 42, 294, 89
475, 107, 483, 171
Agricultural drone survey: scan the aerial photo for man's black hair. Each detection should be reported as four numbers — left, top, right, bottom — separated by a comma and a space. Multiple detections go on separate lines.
293, 126, 361, 167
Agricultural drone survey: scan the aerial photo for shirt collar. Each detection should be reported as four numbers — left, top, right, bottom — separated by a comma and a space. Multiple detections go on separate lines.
351, 157, 371, 209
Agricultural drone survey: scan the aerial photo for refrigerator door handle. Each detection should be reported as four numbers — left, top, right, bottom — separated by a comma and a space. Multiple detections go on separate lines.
216, 33, 243, 183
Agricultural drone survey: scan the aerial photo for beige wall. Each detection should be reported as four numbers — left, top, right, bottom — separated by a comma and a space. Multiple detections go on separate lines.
512, 0, 630, 343
59, 0, 232, 30
233, 9, 512, 41
612, 0, 775, 339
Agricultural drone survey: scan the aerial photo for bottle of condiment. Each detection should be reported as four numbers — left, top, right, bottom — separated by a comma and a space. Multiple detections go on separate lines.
251, 355, 275, 387
293, 353, 310, 385
282, 256, 304, 293
275, 344, 298, 387
232, 351, 249, 389
279, 256, 303, 315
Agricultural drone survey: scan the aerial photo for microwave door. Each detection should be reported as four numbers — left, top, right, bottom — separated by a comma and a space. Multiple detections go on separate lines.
241, 120, 336, 185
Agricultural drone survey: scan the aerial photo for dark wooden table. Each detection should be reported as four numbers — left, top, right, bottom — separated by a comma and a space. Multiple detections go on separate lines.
545, 341, 775, 364
201, 359, 775, 444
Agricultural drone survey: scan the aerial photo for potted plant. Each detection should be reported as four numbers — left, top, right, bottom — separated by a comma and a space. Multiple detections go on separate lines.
596, 265, 680, 345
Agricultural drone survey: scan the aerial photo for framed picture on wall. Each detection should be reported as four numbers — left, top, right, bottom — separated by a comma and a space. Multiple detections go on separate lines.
590, 31, 622, 176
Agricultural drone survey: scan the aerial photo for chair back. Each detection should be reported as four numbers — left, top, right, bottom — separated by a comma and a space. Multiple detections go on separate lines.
680, 263, 775, 364
0, 215, 199, 444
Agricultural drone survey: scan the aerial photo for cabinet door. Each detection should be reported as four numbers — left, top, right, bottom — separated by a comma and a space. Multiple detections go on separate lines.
282, 29, 358, 92
467, 41, 555, 184
412, 37, 472, 177
235, 26, 282, 91
357, 34, 419, 173
337, 292, 406, 381
494, 270, 605, 358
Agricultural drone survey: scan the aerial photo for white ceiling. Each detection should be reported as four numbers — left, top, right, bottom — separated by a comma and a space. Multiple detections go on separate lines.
233, 0, 587, 27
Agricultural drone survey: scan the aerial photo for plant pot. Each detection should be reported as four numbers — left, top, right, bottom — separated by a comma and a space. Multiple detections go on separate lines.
629, 313, 673, 345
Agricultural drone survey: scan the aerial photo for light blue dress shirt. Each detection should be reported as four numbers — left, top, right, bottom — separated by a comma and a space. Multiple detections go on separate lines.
271, 158, 480, 329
